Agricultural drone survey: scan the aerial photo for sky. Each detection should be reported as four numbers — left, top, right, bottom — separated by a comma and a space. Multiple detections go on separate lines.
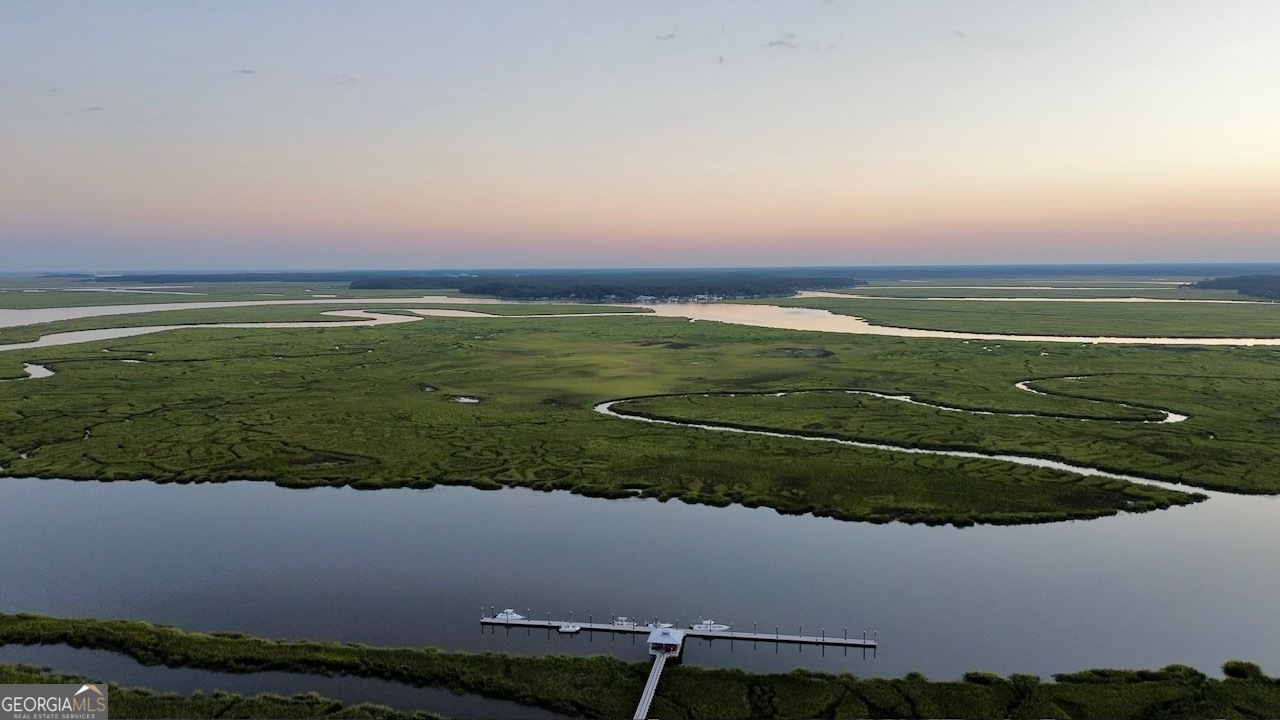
1, 0, 1277, 271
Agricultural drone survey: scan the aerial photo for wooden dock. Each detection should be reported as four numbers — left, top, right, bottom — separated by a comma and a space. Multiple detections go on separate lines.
483, 610, 875, 720
634, 648, 676, 720
480, 614, 877, 648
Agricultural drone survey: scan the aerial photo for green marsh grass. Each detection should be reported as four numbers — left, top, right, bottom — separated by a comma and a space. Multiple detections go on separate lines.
759, 296, 1280, 337
0, 661, 443, 719
3, 613, 1280, 719
824, 286, 1243, 300
0, 280, 465, 309
0, 302, 648, 346
6, 313, 1280, 522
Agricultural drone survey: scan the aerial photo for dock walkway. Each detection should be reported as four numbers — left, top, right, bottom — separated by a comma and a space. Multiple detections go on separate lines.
480, 615, 877, 648
634, 649, 676, 720
482, 611, 876, 719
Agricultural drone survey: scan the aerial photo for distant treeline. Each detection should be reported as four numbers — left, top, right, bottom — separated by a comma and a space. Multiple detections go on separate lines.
352, 270, 864, 300
54, 263, 1280, 286
79, 271, 448, 284
1192, 275, 1280, 300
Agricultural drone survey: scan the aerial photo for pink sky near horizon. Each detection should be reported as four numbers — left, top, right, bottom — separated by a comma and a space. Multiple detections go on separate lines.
1, 1, 1277, 270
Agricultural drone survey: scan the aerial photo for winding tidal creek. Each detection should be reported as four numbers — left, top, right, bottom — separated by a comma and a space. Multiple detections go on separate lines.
3, 296, 1279, 686
6, 296, 1280, 350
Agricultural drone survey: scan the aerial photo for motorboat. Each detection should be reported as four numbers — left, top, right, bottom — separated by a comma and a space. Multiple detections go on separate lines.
643, 621, 674, 629
494, 609, 525, 621
611, 616, 636, 627
691, 619, 730, 632
557, 622, 581, 634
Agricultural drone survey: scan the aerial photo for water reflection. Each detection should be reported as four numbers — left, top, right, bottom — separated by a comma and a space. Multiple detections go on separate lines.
0, 645, 561, 719
5, 297, 1280, 349
639, 302, 1280, 345
1, 478, 1277, 680
595, 398, 1204, 496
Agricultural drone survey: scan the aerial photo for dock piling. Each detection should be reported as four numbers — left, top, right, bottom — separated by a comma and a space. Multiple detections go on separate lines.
480, 614, 877, 650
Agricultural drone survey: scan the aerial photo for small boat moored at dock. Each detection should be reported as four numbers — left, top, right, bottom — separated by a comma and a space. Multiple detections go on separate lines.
481, 609, 875, 649
482, 607, 874, 720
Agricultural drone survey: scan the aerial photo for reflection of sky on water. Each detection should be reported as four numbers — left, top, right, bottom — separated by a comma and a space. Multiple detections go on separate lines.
0, 644, 561, 720
7, 297, 1280, 350
1, 478, 1277, 680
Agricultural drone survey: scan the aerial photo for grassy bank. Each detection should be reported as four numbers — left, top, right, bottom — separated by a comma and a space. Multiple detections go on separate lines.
3, 612, 1280, 719
7, 313, 1280, 521
0, 281, 470, 309
0, 313, 1213, 524
824, 286, 1243, 299
760, 296, 1280, 337
0, 302, 648, 346
0, 661, 443, 719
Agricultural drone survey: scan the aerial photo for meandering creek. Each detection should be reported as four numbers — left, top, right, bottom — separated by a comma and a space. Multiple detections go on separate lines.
0, 645, 560, 719
3, 296, 1279, 687
595, 394, 1197, 497
5, 296, 1280, 348
0, 363, 54, 381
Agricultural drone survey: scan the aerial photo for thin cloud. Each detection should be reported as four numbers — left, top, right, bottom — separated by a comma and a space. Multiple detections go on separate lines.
762, 32, 799, 50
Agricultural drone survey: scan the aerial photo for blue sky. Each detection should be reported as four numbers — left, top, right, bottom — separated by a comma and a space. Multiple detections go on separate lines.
2, 1, 1277, 270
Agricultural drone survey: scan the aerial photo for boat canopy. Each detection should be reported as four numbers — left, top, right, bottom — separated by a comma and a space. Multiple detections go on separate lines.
646, 628, 686, 645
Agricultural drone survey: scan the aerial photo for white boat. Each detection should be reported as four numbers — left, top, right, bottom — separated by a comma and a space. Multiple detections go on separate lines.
691, 619, 730, 632
557, 622, 581, 634
494, 609, 525, 621
611, 616, 636, 627
643, 621, 674, 629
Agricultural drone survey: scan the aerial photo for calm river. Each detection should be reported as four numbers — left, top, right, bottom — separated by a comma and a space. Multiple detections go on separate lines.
3, 296, 1279, 698
2, 477, 1278, 681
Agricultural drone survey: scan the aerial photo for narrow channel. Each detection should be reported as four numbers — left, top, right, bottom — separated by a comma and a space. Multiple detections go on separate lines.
0, 644, 563, 719
595, 396, 1210, 499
